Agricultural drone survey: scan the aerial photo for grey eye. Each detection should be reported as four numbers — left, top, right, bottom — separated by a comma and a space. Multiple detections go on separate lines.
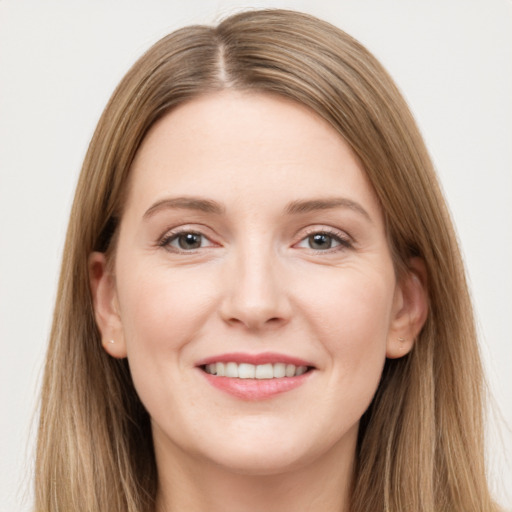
175, 233, 203, 250
308, 233, 336, 250
161, 228, 217, 253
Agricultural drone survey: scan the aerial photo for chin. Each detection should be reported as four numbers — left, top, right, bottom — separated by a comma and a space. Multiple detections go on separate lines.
204, 445, 316, 477
191, 421, 354, 477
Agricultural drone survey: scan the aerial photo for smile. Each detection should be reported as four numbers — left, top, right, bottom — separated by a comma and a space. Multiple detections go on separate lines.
203, 362, 310, 379
197, 353, 315, 400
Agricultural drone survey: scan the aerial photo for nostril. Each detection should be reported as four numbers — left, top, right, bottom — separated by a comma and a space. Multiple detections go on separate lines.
223, 315, 286, 330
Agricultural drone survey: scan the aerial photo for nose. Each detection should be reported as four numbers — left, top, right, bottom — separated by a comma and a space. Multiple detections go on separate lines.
219, 246, 292, 331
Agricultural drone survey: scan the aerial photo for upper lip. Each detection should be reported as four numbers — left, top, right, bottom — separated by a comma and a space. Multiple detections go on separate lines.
195, 352, 315, 368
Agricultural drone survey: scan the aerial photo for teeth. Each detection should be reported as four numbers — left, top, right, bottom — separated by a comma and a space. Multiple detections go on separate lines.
204, 362, 309, 379
238, 363, 255, 379
225, 362, 238, 378
295, 365, 308, 376
285, 364, 296, 377
273, 363, 286, 378
255, 363, 273, 379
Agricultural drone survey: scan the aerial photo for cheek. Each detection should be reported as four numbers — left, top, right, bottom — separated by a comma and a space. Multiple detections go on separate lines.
116, 262, 217, 350
311, 271, 394, 435
113, 261, 222, 425
297, 263, 395, 384
113, 260, 222, 416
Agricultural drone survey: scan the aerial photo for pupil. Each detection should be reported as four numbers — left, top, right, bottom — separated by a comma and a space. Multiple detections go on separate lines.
309, 233, 331, 250
179, 233, 201, 249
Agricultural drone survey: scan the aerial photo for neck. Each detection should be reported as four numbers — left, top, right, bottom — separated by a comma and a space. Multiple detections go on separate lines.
154, 425, 357, 512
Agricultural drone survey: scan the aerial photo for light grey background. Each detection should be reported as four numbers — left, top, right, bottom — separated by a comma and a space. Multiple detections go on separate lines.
1, 1, 510, 510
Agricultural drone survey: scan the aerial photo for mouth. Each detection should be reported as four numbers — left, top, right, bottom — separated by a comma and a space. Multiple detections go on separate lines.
201, 362, 312, 379
196, 353, 316, 400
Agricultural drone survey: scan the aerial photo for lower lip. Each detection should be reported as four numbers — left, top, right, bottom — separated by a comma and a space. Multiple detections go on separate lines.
200, 370, 313, 400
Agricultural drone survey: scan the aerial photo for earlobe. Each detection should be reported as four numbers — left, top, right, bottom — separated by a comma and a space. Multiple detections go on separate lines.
386, 257, 429, 359
88, 252, 127, 358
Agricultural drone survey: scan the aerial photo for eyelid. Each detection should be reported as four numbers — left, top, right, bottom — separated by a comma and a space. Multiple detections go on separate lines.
156, 223, 354, 253
293, 225, 354, 251
157, 224, 219, 252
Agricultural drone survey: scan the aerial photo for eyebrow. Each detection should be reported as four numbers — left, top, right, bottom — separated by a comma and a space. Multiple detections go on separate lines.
143, 195, 371, 222
143, 196, 225, 219
285, 197, 372, 222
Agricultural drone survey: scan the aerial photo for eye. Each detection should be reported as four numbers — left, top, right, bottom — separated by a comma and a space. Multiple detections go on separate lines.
160, 230, 215, 252
295, 230, 352, 251
305, 233, 340, 250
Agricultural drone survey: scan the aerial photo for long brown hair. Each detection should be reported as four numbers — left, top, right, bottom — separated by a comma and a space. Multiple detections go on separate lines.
35, 9, 498, 511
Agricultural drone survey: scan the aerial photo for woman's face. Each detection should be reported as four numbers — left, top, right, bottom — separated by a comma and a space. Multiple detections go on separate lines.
92, 90, 424, 475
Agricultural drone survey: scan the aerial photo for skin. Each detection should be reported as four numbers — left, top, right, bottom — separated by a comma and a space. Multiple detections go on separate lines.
90, 90, 427, 512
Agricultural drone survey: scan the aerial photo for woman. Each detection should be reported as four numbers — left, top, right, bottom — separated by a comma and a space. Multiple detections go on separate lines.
34, 9, 500, 511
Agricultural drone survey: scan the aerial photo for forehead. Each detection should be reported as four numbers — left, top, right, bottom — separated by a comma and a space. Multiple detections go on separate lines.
125, 90, 381, 220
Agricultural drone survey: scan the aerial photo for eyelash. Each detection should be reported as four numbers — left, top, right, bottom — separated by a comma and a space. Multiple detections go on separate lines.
157, 226, 353, 254
158, 227, 215, 253
297, 227, 353, 253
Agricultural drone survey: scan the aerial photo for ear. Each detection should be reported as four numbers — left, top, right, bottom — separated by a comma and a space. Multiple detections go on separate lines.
386, 257, 428, 359
89, 252, 127, 358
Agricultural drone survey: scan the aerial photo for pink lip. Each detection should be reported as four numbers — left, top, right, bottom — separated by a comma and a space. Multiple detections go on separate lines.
196, 352, 313, 367
200, 371, 313, 400
195, 352, 315, 401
